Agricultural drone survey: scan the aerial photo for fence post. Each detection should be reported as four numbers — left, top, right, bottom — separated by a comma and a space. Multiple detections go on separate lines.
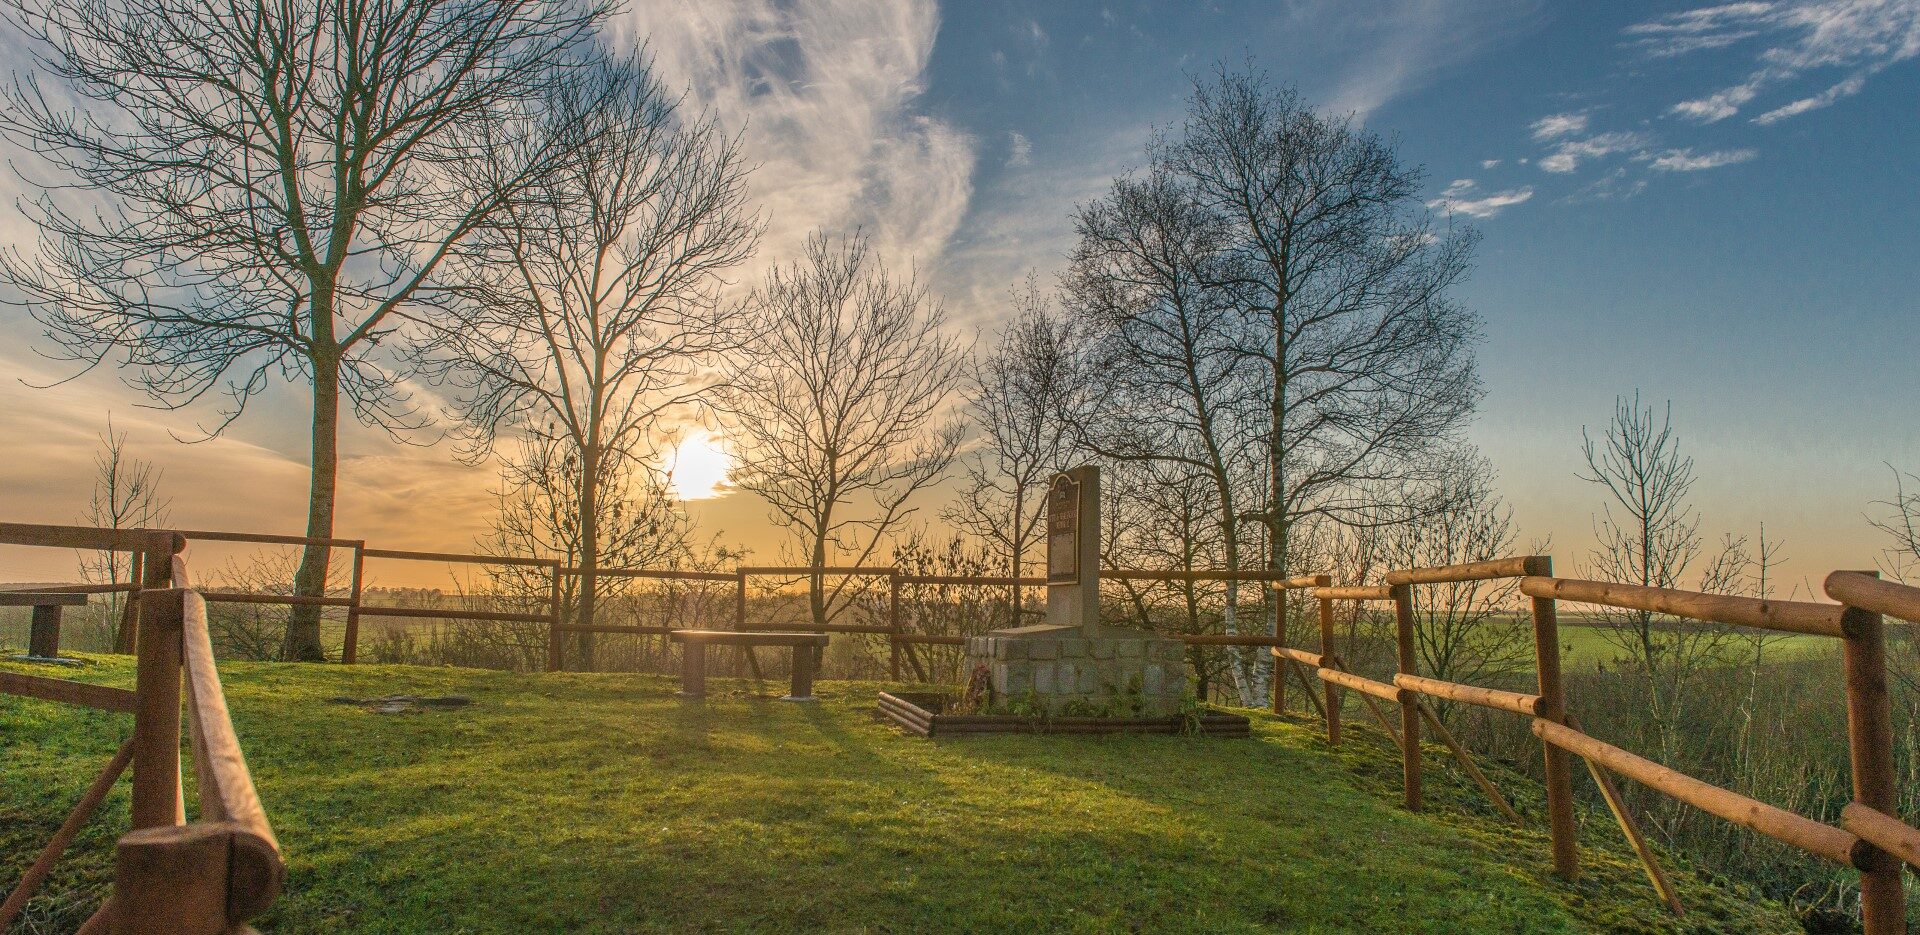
113, 823, 233, 934
28, 603, 62, 658
1272, 582, 1287, 714
1528, 556, 1580, 881
119, 546, 175, 654
1316, 575, 1338, 745
115, 552, 143, 652
889, 573, 902, 682
131, 588, 184, 829
342, 542, 366, 665
1837, 574, 1906, 935
1392, 583, 1421, 811
546, 562, 563, 673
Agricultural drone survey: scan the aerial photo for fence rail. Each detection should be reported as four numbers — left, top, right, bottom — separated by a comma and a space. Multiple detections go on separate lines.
0, 522, 282, 933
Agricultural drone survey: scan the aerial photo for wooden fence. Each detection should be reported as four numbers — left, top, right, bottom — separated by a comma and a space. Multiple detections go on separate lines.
0, 522, 283, 934
2, 526, 1311, 680
10, 523, 1919, 930
1268, 554, 1915, 933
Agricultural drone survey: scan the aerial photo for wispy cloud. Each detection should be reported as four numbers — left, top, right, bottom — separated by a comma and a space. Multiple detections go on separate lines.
1538, 131, 1648, 173
1529, 112, 1589, 141
1638, 1, 1920, 124
1642, 147, 1759, 171
1497, 1, 1914, 199
1322, 0, 1540, 118
1427, 178, 1534, 218
1007, 130, 1033, 167
1754, 73, 1866, 122
618, 0, 975, 265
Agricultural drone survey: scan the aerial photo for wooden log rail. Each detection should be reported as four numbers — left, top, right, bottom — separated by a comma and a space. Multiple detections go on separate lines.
1532, 718, 1860, 865
350, 547, 564, 669
1518, 576, 1845, 637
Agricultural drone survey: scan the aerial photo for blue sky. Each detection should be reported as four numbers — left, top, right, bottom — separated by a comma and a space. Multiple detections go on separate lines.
897, 0, 1920, 591
1, 0, 1915, 589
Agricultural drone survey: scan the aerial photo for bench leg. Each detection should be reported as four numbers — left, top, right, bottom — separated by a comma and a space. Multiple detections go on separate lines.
29, 606, 61, 659
782, 644, 819, 702
679, 644, 706, 699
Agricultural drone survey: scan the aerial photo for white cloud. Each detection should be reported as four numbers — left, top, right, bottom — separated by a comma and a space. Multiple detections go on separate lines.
1638, 1, 1920, 123
1538, 131, 1648, 173
1480, 158, 1502, 169
1754, 72, 1867, 122
1529, 112, 1589, 141
618, 0, 975, 265
1670, 80, 1763, 122
1644, 147, 1759, 171
1322, 0, 1538, 118
1625, 2, 1774, 56
1427, 178, 1534, 218
1007, 130, 1033, 167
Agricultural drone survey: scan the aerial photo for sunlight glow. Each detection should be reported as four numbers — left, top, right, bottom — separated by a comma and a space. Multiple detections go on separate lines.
666, 430, 732, 501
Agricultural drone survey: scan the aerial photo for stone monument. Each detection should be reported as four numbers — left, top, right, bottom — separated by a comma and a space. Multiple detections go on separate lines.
962, 465, 1190, 717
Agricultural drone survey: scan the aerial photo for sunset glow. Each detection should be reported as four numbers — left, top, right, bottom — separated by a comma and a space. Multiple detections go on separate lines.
666, 430, 731, 500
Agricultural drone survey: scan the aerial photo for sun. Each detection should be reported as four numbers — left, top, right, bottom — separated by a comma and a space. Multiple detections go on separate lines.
665, 430, 732, 500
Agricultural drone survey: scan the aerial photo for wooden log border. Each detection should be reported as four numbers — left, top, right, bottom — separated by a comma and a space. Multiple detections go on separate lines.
875, 692, 1249, 738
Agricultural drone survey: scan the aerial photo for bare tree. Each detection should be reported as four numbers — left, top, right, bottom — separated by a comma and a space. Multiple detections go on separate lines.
1155, 66, 1482, 698
1579, 393, 1743, 762
481, 433, 694, 665
1373, 453, 1532, 720
1063, 164, 1266, 703
0, 0, 609, 660
1869, 466, 1920, 583
720, 232, 965, 629
78, 417, 171, 646
945, 273, 1082, 616
424, 50, 759, 668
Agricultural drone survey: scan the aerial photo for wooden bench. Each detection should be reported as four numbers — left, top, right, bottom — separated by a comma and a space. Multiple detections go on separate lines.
667, 630, 830, 702
1, 592, 88, 659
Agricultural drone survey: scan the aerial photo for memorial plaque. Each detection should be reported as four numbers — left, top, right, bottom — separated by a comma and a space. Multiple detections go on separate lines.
1047, 473, 1080, 584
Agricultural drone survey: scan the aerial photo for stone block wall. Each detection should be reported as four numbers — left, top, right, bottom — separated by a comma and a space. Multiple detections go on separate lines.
962, 628, 1190, 718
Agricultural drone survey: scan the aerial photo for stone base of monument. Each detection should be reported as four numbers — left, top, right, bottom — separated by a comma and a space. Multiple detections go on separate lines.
875, 691, 1249, 738
967, 622, 1192, 719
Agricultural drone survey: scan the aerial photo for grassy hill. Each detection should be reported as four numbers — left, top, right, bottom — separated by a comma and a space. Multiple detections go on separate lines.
2, 656, 1802, 934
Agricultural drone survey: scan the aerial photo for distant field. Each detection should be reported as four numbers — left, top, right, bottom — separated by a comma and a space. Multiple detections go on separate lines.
1556, 624, 1833, 671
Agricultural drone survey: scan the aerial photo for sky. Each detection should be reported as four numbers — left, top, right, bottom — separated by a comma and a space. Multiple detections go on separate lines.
1, 0, 1917, 594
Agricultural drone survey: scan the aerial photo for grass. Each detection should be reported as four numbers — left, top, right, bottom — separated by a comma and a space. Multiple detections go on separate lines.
2, 655, 1803, 934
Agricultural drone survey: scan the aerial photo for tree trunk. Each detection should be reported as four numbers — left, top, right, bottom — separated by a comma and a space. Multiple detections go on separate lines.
808, 526, 829, 631
574, 441, 600, 671
1010, 486, 1025, 618
284, 351, 340, 662
1265, 321, 1288, 707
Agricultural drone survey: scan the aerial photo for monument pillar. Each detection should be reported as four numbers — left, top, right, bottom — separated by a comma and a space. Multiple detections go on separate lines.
1045, 465, 1100, 633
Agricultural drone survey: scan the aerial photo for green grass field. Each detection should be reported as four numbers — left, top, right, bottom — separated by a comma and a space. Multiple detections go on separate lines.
1557, 625, 1832, 671
2, 656, 1801, 934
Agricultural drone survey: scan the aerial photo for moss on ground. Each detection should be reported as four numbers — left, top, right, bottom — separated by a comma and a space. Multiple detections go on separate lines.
2, 656, 1801, 933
